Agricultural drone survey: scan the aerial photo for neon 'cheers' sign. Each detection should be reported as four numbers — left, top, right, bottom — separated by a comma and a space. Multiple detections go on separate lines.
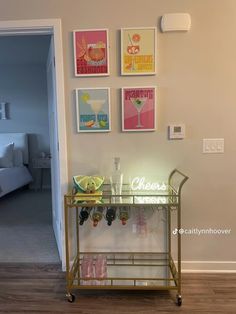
131, 177, 167, 191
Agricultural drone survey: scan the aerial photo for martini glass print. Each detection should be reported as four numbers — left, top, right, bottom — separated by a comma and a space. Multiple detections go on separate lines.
130, 98, 147, 128
87, 99, 105, 127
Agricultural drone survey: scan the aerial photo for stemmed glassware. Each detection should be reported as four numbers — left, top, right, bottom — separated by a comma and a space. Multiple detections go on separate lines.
130, 97, 147, 128
127, 33, 140, 71
87, 99, 105, 127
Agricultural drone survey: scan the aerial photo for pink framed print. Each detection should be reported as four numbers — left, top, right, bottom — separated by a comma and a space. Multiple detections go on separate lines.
73, 29, 109, 76
122, 87, 156, 132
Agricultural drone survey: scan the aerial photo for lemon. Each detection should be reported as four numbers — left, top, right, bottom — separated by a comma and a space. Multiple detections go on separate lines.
92, 176, 104, 189
73, 175, 104, 192
73, 176, 89, 192
81, 93, 90, 103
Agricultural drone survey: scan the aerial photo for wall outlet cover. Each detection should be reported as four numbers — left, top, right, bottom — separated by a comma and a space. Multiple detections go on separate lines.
203, 138, 224, 153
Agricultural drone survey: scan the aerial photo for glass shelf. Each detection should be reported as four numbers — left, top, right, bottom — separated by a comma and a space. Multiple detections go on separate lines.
70, 252, 178, 290
65, 184, 179, 208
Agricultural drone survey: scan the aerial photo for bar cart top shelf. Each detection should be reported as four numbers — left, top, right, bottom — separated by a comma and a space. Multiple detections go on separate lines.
64, 168, 189, 207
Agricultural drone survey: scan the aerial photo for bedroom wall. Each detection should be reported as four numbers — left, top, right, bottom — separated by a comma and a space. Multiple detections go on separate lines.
0, 0, 236, 271
0, 64, 50, 157
0, 60, 50, 187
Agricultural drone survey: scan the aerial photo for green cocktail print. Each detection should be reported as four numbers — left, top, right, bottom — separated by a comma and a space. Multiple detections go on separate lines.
130, 97, 147, 128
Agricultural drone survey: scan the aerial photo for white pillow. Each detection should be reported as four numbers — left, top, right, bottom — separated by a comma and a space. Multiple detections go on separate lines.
0, 143, 14, 168
13, 149, 24, 167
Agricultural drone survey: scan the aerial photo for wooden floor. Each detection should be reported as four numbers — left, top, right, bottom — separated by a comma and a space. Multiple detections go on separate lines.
0, 264, 236, 313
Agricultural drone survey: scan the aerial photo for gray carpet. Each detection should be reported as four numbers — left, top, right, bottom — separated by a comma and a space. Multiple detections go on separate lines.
0, 189, 60, 263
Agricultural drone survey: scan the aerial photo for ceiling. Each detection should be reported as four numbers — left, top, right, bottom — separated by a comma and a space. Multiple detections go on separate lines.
0, 35, 51, 65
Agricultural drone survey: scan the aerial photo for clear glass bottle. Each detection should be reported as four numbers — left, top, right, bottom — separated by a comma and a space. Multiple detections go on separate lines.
91, 206, 104, 227
79, 207, 92, 225
110, 157, 123, 203
119, 207, 130, 225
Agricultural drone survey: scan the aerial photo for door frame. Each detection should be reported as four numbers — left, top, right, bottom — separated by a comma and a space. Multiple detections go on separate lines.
0, 19, 68, 269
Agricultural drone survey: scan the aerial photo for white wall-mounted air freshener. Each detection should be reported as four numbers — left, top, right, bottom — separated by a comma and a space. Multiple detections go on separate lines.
161, 13, 191, 32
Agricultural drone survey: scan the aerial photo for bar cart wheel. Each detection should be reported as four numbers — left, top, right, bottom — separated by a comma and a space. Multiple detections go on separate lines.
176, 295, 182, 306
66, 293, 75, 303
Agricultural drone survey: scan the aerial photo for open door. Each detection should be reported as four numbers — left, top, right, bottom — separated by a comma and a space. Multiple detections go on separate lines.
46, 36, 62, 258
0, 19, 68, 269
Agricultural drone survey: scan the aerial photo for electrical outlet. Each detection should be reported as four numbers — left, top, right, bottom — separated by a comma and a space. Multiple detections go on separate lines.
203, 138, 224, 153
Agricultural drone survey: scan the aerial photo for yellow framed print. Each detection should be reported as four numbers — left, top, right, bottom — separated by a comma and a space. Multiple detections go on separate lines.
121, 27, 157, 76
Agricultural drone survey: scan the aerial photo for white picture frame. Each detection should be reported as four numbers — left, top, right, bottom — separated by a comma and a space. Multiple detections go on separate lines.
121, 86, 156, 132
73, 28, 110, 77
121, 27, 157, 76
75, 87, 111, 132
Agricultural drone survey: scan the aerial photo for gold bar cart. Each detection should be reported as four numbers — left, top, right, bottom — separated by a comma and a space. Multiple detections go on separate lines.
64, 169, 188, 306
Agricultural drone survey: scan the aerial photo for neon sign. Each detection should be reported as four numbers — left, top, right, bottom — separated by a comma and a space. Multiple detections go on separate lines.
131, 177, 167, 191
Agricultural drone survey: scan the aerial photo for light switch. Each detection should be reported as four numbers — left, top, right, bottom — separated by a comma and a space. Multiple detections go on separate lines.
203, 138, 224, 153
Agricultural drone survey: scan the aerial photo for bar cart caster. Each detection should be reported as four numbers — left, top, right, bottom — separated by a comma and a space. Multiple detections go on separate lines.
176, 295, 182, 306
66, 293, 75, 303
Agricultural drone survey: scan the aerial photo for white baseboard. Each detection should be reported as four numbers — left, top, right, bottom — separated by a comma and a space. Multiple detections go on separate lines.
181, 261, 236, 273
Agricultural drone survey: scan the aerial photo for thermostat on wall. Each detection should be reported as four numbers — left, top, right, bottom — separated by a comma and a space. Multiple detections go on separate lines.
168, 124, 185, 140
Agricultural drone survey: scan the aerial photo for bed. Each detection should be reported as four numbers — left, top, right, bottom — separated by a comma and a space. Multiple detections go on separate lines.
0, 133, 33, 198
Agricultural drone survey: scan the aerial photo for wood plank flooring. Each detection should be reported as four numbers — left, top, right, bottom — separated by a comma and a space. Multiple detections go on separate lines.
0, 264, 236, 313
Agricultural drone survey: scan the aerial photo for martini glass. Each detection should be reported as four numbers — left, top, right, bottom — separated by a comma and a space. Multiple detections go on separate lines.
130, 97, 147, 128
87, 99, 105, 127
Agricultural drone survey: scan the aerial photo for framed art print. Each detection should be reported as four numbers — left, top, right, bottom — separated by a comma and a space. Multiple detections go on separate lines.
121, 27, 157, 75
76, 88, 111, 132
73, 29, 109, 76
122, 87, 156, 132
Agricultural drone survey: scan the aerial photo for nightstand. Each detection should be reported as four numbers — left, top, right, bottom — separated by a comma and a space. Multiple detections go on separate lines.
32, 157, 51, 190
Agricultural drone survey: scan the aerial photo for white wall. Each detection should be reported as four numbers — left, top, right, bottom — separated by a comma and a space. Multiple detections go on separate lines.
0, 0, 236, 271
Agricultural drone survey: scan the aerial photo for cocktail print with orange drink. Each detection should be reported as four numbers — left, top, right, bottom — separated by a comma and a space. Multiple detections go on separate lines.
126, 33, 141, 71
121, 28, 156, 75
74, 29, 109, 76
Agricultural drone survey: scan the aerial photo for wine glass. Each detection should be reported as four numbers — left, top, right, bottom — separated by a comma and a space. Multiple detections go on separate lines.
130, 97, 147, 128
86, 99, 105, 127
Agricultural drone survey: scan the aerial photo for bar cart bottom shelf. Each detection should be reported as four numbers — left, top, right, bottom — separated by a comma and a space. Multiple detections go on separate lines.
66, 252, 182, 306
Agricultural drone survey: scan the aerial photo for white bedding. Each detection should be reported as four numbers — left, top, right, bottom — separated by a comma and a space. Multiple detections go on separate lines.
0, 166, 33, 198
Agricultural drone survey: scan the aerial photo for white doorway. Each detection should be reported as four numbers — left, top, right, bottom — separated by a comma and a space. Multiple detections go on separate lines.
0, 19, 68, 269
